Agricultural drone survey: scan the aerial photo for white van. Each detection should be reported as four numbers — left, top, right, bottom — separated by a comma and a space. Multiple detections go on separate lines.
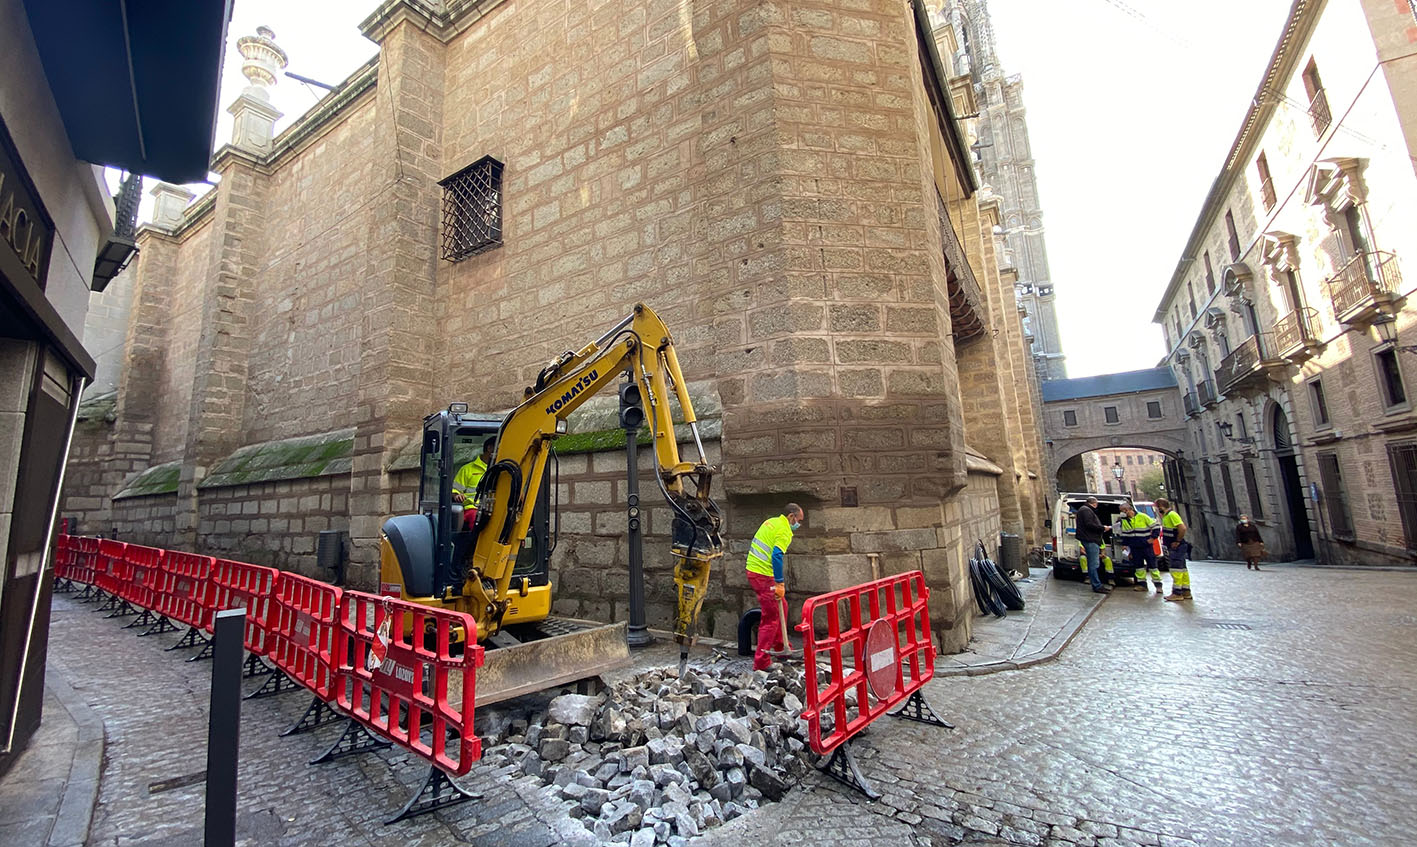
1049, 492, 1136, 584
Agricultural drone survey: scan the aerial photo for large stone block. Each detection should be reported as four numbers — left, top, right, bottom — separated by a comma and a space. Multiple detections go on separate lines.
849, 527, 937, 554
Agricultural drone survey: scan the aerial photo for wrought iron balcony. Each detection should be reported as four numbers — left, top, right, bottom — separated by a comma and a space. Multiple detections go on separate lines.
1273, 307, 1322, 361
1260, 177, 1276, 212
1198, 379, 1219, 407
1216, 333, 1284, 395
1183, 391, 1200, 417
1328, 251, 1403, 325
1309, 88, 1331, 137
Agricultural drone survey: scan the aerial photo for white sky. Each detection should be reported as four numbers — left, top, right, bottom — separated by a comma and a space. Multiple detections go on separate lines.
135, 0, 1297, 380
988, 0, 1296, 376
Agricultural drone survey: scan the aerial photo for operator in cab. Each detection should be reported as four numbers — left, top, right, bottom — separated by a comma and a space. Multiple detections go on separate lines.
452, 437, 496, 512
745, 503, 803, 672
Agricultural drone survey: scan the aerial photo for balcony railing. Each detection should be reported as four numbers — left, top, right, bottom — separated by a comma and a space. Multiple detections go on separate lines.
1216, 333, 1280, 394
1329, 251, 1403, 323
1260, 177, 1276, 212
1183, 391, 1200, 417
1273, 307, 1321, 358
1309, 88, 1332, 137
1198, 379, 1219, 407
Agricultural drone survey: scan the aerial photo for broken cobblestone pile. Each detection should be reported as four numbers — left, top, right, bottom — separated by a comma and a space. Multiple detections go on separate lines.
480, 664, 811, 845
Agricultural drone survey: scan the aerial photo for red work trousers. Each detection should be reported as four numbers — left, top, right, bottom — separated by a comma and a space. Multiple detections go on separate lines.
747, 571, 783, 670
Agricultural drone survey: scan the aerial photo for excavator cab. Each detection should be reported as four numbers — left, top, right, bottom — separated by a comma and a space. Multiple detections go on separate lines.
380, 404, 553, 627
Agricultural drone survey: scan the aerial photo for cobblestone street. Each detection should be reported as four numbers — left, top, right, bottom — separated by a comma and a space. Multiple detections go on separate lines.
42, 561, 1417, 846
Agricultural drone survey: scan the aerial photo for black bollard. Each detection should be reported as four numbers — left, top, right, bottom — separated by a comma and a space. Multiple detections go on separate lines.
205, 608, 244, 847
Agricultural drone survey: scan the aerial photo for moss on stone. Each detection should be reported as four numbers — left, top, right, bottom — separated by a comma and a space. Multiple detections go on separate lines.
114, 461, 182, 499
200, 428, 356, 489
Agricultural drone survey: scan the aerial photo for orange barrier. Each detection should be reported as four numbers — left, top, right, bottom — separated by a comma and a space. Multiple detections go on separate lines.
120, 544, 165, 614
157, 551, 216, 633
335, 590, 483, 776
209, 558, 279, 657
94, 539, 128, 600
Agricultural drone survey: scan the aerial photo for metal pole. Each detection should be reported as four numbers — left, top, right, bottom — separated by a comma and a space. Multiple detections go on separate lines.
205, 608, 245, 847
625, 428, 651, 648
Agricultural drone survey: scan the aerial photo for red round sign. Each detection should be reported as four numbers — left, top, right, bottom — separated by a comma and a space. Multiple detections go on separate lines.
864, 618, 898, 701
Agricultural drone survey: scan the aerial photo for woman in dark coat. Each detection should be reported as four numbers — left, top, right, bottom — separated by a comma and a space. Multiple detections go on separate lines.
1235, 515, 1264, 570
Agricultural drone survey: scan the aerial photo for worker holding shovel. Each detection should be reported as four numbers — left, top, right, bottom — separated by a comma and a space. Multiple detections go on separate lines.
745, 503, 803, 671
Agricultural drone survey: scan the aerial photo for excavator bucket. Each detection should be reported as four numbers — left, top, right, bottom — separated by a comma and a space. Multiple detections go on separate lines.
468, 619, 631, 707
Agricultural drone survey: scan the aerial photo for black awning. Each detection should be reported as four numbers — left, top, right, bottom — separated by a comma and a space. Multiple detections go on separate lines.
23, 0, 233, 184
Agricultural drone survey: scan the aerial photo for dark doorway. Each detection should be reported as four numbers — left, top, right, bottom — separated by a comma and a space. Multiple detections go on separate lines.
1273, 408, 1315, 559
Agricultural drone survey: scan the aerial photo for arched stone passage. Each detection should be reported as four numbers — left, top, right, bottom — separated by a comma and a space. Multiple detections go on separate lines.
1041, 369, 1188, 492
1046, 435, 1188, 488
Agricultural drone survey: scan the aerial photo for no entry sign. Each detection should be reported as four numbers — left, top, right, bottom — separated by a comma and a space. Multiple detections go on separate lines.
864, 618, 898, 700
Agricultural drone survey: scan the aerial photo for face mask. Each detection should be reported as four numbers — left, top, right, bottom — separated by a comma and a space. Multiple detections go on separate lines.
790, 521, 801, 531
1241, 519, 1249, 524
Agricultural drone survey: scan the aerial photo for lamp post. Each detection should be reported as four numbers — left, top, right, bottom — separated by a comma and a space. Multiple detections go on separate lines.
1111, 459, 1124, 495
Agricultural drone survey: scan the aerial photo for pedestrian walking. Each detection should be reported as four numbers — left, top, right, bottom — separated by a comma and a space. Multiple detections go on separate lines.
744, 503, 802, 671
1117, 501, 1163, 594
1235, 516, 1265, 570
1075, 497, 1111, 594
1155, 497, 1193, 601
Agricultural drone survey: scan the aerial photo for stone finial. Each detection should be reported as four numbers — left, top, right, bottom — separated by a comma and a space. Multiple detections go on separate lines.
149, 182, 196, 229
227, 26, 287, 153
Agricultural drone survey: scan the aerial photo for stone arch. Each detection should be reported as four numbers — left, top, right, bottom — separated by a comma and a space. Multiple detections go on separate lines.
1046, 433, 1188, 490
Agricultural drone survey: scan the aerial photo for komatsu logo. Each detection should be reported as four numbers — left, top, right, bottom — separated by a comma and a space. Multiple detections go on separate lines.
545, 370, 598, 415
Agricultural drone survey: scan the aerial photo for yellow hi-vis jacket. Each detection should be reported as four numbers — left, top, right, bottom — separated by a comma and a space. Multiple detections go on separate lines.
452, 456, 489, 505
1117, 512, 1158, 547
745, 515, 794, 581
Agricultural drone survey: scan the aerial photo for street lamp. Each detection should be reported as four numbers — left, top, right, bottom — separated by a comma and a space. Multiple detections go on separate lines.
1372, 314, 1417, 354
1111, 460, 1124, 481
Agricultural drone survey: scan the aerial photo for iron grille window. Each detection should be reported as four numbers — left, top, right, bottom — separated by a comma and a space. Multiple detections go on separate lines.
1243, 460, 1265, 519
1063, 409, 1078, 427
1256, 152, 1276, 211
1203, 464, 1218, 513
1147, 401, 1163, 419
1104, 406, 1120, 424
1317, 451, 1354, 539
1377, 348, 1408, 408
1204, 251, 1216, 293
1220, 463, 1238, 517
1389, 442, 1417, 551
1303, 59, 1331, 137
439, 155, 505, 262
1226, 209, 1241, 260
1309, 378, 1330, 427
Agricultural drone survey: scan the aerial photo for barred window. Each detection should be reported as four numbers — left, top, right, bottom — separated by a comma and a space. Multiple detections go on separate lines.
439, 155, 505, 262
1147, 400, 1162, 419
1104, 405, 1120, 424
1203, 464, 1217, 513
1389, 442, 1417, 551
1317, 451, 1354, 539
1063, 409, 1078, 427
1243, 459, 1264, 519
1220, 463, 1238, 517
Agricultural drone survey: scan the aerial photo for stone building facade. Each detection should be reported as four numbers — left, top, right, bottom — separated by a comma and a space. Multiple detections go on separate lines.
1154, 0, 1417, 565
65, 0, 1048, 653
933, 0, 1064, 381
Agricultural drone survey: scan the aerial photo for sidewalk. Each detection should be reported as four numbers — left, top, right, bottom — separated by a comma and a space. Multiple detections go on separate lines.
937, 566, 1105, 676
0, 663, 104, 847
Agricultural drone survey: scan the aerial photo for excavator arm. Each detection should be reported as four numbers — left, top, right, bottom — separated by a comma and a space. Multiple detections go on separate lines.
457, 304, 722, 662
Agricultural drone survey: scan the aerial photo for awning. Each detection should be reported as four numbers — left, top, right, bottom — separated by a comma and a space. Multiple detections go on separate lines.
22, 0, 233, 184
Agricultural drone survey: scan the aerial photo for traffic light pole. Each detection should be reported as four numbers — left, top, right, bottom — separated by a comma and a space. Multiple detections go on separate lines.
621, 378, 652, 648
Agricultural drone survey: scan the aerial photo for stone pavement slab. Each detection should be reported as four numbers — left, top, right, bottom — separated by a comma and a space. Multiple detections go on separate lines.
938, 567, 1104, 676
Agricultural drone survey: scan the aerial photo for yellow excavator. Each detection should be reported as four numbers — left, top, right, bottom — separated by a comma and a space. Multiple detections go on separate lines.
378, 304, 723, 700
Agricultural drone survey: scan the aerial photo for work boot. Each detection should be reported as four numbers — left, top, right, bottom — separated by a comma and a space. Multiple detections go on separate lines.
1164, 591, 1186, 602
1093, 585, 1112, 594
1133, 581, 1148, 591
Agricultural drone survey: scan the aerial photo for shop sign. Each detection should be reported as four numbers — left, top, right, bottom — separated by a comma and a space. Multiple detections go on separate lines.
0, 118, 54, 289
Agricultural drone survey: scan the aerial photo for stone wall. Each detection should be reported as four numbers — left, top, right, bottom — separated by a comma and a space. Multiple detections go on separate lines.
194, 475, 351, 575
109, 494, 179, 548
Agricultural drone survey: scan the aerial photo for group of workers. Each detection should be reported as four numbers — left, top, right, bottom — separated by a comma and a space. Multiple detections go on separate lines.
1074, 496, 1192, 601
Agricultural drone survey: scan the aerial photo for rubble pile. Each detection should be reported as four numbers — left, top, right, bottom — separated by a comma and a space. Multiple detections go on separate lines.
480, 663, 813, 845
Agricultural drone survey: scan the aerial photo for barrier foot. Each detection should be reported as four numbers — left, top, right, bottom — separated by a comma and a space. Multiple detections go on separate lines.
124, 609, 159, 629
819, 741, 880, 800
189, 638, 216, 662
97, 593, 120, 612
242, 653, 272, 679
55, 578, 73, 593
105, 600, 139, 619
166, 626, 207, 650
385, 763, 481, 824
138, 616, 179, 637
310, 718, 391, 765
75, 585, 95, 601
889, 689, 954, 729
244, 670, 299, 700
282, 696, 342, 737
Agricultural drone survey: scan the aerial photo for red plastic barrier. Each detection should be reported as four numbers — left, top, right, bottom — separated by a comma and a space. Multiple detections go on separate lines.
797, 570, 936, 755
209, 558, 279, 656
157, 551, 216, 632
335, 591, 483, 776
72, 536, 100, 586
268, 571, 342, 700
54, 534, 74, 581
95, 539, 129, 597
120, 544, 165, 611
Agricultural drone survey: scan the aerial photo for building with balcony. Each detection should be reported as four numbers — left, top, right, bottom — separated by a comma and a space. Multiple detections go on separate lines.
1153, 0, 1417, 566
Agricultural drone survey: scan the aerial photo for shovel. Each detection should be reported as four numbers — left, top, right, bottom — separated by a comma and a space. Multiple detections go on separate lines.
767, 595, 801, 658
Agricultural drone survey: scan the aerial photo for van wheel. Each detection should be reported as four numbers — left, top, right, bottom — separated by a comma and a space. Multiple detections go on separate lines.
1052, 561, 1072, 581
